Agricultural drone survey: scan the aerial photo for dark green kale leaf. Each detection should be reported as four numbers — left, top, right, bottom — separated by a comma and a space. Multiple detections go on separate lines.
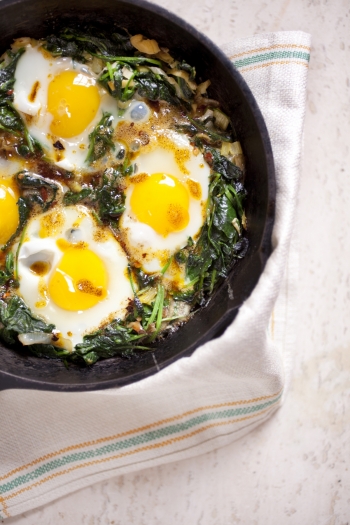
86, 112, 115, 164
0, 295, 55, 345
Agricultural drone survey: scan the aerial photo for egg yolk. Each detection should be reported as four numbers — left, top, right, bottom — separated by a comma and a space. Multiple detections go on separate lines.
48, 71, 100, 138
49, 245, 108, 311
130, 173, 190, 236
0, 179, 19, 246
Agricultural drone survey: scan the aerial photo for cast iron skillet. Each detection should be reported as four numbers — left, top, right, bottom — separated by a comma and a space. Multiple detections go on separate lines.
0, 0, 275, 391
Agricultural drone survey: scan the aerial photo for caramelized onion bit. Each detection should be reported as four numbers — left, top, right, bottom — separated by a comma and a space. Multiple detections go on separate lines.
130, 34, 160, 55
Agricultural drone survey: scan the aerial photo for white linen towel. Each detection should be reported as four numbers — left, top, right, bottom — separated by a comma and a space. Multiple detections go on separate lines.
0, 30, 310, 519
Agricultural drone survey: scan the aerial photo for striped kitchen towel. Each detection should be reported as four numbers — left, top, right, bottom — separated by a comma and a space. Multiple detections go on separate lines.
0, 31, 310, 519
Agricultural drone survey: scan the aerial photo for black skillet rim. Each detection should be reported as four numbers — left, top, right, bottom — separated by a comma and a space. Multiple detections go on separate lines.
0, 0, 276, 391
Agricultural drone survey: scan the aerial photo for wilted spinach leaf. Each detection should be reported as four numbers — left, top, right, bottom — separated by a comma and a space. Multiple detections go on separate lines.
86, 112, 115, 164
44, 27, 133, 62
177, 60, 196, 80
63, 168, 125, 221
135, 72, 180, 106
75, 320, 145, 364
181, 174, 246, 305
0, 104, 24, 134
212, 193, 238, 240
0, 253, 15, 286
0, 49, 24, 98
204, 146, 243, 181
16, 171, 59, 210
96, 179, 125, 219
1, 197, 30, 252
63, 187, 92, 205
0, 295, 55, 345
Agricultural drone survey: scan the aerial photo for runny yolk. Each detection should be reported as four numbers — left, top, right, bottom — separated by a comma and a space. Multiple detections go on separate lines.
130, 173, 190, 236
47, 71, 100, 139
0, 178, 19, 246
49, 244, 108, 311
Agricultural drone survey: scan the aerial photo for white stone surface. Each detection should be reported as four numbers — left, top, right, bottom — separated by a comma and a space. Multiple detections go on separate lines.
5, 0, 350, 523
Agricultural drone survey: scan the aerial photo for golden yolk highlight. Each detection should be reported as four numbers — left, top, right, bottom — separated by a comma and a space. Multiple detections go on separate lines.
0, 179, 19, 246
48, 71, 100, 138
49, 246, 108, 311
130, 173, 190, 236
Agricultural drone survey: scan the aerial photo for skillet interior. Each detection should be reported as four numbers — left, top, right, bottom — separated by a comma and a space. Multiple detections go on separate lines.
0, 0, 275, 391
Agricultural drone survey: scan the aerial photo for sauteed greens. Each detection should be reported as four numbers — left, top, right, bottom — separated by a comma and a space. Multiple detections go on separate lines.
0, 26, 247, 365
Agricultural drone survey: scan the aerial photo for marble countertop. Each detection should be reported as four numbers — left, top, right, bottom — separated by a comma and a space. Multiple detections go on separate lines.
6, 0, 350, 523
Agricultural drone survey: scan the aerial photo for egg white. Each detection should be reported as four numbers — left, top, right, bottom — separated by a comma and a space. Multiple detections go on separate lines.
119, 130, 210, 273
16, 205, 133, 347
0, 157, 24, 178
13, 45, 120, 172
